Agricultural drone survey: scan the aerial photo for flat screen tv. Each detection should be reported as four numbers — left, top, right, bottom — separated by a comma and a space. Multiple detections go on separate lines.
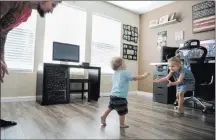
53, 42, 80, 62
161, 46, 178, 62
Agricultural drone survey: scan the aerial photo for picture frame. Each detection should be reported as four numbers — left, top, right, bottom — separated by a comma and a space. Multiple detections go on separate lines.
123, 30, 126, 35
133, 56, 137, 60
134, 27, 138, 33
134, 50, 137, 55
123, 44, 127, 48
123, 48, 127, 54
123, 35, 128, 40
122, 43, 138, 61
128, 55, 133, 60
192, 1, 215, 33
123, 24, 127, 29
128, 36, 131, 41
134, 37, 138, 43
123, 30, 127, 35
131, 31, 135, 37
169, 13, 176, 21
128, 31, 131, 35
149, 20, 158, 27
127, 49, 134, 55
159, 15, 169, 24
123, 55, 127, 59
123, 24, 139, 43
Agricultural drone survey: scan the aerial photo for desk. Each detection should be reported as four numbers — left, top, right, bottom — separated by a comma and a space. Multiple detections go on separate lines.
150, 63, 176, 104
36, 63, 101, 105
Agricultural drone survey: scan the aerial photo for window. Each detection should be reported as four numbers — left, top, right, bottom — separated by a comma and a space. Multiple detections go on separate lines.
44, 3, 87, 74
91, 14, 121, 74
5, 10, 37, 72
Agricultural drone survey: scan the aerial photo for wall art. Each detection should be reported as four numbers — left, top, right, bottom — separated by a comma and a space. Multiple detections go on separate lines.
123, 43, 137, 61
157, 31, 167, 51
123, 24, 138, 43
192, 1, 215, 33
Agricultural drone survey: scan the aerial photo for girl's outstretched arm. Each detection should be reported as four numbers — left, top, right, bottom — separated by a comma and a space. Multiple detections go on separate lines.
153, 72, 173, 83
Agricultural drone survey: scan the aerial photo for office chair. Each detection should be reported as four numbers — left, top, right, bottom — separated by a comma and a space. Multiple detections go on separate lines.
175, 39, 215, 113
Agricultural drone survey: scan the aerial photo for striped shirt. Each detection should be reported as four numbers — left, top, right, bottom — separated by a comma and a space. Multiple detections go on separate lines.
0, 1, 32, 61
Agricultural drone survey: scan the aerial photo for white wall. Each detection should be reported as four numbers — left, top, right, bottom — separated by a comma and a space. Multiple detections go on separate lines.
1, 1, 139, 97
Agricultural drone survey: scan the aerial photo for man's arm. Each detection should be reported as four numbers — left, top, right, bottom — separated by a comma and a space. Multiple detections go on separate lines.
0, 1, 14, 62
0, 32, 7, 62
0, 1, 15, 19
0, 1, 21, 62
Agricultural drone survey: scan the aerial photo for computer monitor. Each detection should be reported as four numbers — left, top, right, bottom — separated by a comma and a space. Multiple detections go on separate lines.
200, 39, 215, 58
52, 42, 80, 62
161, 46, 178, 62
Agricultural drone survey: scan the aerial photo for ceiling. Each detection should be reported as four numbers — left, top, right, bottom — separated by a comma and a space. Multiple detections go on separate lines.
107, 1, 175, 14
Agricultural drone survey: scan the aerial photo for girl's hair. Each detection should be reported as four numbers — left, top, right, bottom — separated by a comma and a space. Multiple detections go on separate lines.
168, 56, 181, 65
111, 57, 123, 70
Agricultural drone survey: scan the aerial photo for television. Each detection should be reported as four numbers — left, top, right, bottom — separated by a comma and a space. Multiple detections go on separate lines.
161, 46, 178, 62
53, 42, 80, 62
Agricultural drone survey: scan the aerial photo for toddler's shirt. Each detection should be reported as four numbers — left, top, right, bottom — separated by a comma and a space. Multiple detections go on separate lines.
111, 70, 133, 99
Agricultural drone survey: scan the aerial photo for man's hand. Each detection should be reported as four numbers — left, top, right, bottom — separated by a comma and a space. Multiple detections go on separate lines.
1, 60, 9, 83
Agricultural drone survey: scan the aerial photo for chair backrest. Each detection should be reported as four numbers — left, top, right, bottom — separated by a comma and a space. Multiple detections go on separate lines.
176, 39, 207, 64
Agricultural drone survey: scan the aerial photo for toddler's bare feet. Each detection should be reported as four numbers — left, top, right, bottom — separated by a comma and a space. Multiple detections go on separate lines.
120, 124, 129, 128
101, 116, 106, 126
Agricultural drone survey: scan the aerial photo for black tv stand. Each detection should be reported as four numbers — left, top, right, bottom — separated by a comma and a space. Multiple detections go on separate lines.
36, 63, 101, 105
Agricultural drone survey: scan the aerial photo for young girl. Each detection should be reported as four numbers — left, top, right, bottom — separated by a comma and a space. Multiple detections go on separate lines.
153, 57, 195, 114
101, 57, 150, 128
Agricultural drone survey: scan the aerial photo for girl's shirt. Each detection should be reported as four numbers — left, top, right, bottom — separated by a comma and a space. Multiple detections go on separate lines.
172, 67, 195, 86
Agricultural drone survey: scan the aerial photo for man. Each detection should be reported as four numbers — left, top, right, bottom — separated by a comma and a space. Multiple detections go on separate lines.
0, 1, 61, 127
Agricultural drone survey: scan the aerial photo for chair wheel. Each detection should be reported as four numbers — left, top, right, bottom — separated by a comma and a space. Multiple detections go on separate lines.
210, 106, 215, 112
202, 108, 208, 113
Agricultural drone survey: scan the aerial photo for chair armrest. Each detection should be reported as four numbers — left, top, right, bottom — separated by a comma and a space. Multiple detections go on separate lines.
200, 76, 214, 86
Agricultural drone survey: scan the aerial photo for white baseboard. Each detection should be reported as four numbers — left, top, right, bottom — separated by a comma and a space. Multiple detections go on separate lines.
137, 91, 153, 96
1, 96, 36, 103
100, 91, 138, 97
1, 91, 152, 103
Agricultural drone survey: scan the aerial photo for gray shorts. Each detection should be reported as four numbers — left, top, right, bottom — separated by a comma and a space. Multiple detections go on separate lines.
108, 96, 128, 116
